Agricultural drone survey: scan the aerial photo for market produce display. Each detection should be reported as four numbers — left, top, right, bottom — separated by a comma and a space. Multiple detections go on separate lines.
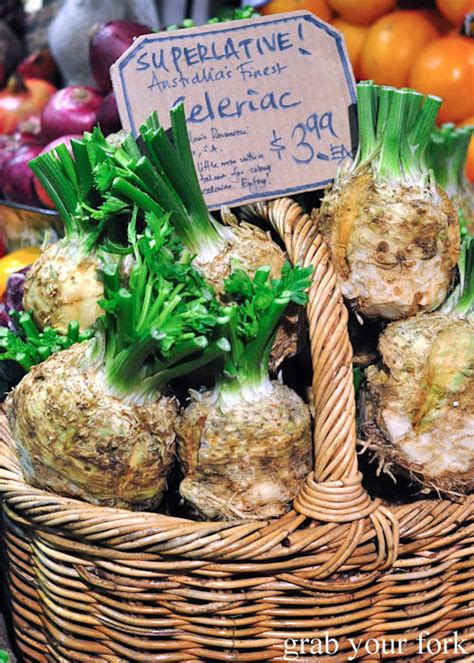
316, 82, 459, 320
0, 97, 312, 517
0, 1, 471, 517
0, 5, 473, 661
0, 17, 153, 211
361, 236, 473, 494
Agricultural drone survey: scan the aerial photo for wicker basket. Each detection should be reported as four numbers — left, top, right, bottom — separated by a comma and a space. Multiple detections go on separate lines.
0, 198, 472, 662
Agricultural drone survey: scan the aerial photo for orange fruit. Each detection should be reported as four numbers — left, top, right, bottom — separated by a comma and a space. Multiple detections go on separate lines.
435, 0, 474, 27
420, 7, 453, 34
359, 11, 440, 88
261, 0, 333, 22
332, 19, 368, 79
410, 36, 474, 123
328, 0, 396, 26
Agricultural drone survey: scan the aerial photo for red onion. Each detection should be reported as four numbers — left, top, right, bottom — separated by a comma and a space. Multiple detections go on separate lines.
1, 143, 43, 206
40, 86, 102, 141
0, 135, 20, 192
34, 134, 82, 209
97, 91, 121, 135
89, 20, 151, 94
17, 49, 57, 84
5, 266, 30, 312
14, 114, 44, 145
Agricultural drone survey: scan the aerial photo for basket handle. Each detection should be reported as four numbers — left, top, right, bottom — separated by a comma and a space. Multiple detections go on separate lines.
243, 197, 358, 478
243, 198, 396, 535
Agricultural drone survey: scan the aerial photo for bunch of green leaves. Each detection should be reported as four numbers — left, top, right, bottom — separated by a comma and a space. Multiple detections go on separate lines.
110, 103, 227, 259
100, 209, 230, 400
29, 129, 142, 253
0, 312, 94, 373
166, 5, 259, 30
31, 105, 230, 262
220, 262, 313, 392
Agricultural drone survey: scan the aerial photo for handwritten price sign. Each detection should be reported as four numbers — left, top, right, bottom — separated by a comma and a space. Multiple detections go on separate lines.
112, 11, 356, 209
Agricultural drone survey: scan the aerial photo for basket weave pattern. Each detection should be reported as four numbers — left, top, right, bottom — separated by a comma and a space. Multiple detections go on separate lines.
0, 198, 473, 661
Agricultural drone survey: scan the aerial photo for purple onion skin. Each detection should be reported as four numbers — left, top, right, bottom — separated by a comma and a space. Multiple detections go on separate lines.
5, 265, 29, 312
0, 265, 30, 331
40, 86, 103, 142
0, 304, 11, 329
2, 143, 43, 206
90, 20, 151, 94
0, 134, 20, 194
97, 91, 121, 135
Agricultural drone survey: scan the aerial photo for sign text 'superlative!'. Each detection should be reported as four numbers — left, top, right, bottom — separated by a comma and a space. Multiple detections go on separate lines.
112, 11, 356, 209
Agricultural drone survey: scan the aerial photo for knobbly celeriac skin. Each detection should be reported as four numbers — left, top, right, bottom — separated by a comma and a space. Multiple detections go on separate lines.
316, 171, 460, 320
177, 382, 312, 520
8, 339, 177, 510
360, 314, 474, 495
23, 241, 104, 333
316, 83, 461, 321
195, 219, 302, 371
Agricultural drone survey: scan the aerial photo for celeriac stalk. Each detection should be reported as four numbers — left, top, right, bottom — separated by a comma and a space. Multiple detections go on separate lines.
427, 123, 474, 237
24, 133, 136, 332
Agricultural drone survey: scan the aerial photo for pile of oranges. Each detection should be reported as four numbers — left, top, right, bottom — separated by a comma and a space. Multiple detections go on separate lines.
262, 0, 474, 181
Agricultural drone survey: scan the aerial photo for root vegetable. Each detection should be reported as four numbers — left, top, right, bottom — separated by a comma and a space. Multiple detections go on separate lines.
177, 263, 313, 520
1, 143, 43, 206
25, 130, 137, 331
40, 86, 103, 141
317, 82, 459, 320
89, 20, 152, 94
8, 338, 178, 509
361, 236, 474, 495
23, 242, 103, 333
97, 91, 121, 135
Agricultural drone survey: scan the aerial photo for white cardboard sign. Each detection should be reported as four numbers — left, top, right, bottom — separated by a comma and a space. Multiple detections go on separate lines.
111, 11, 356, 210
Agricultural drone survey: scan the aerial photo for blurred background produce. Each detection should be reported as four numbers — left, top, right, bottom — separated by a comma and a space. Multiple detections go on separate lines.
1, 0, 472, 223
